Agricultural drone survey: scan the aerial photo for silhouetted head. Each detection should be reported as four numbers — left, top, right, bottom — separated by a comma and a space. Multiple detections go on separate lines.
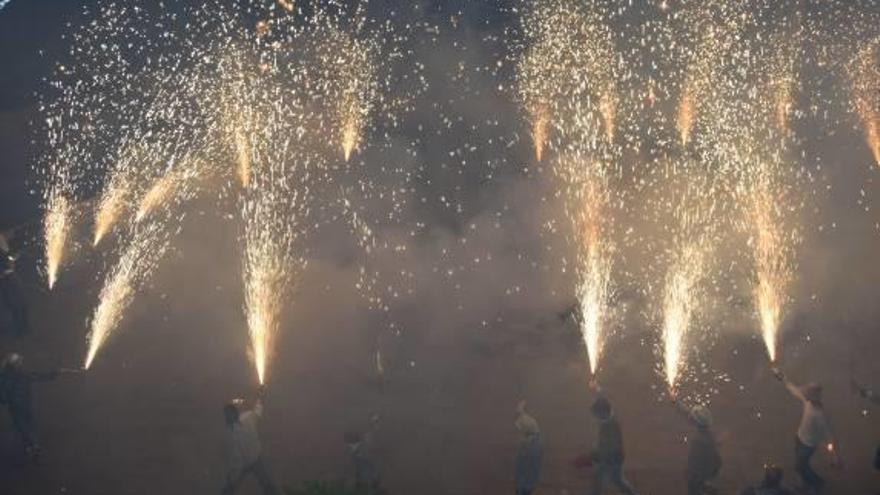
223, 403, 240, 426
691, 405, 712, 428
762, 464, 783, 487
591, 397, 612, 420
2, 353, 23, 372
804, 383, 823, 404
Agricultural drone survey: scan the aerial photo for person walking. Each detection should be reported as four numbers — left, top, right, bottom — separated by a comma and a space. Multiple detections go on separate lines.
221, 387, 279, 495
669, 394, 721, 495
772, 368, 840, 492
588, 385, 639, 495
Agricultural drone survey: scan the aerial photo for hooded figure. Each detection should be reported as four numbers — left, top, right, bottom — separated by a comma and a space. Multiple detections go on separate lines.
0, 233, 28, 335
773, 369, 839, 491
0, 353, 71, 460
514, 401, 542, 495
589, 395, 639, 495
221, 393, 279, 495
671, 397, 722, 495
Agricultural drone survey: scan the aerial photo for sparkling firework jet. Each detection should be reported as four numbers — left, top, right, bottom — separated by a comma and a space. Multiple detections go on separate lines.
135, 159, 207, 222
327, 29, 379, 162
849, 37, 880, 166
530, 102, 550, 162
740, 152, 800, 363
658, 171, 715, 392
576, 175, 613, 375
242, 139, 307, 385
84, 222, 170, 369
677, 85, 696, 147
662, 242, 705, 390
44, 190, 71, 289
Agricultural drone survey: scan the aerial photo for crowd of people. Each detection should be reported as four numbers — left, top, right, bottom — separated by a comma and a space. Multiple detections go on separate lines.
0, 229, 877, 494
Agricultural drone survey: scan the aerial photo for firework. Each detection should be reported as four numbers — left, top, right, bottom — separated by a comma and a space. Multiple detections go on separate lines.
677, 87, 696, 147
136, 159, 207, 222
576, 177, 613, 375
44, 190, 72, 289
84, 222, 170, 369
662, 242, 705, 390
849, 38, 880, 166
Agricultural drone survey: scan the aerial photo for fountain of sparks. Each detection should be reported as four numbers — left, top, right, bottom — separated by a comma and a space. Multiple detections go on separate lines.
44, 190, 71, 289
324, 29, 379, 162
658, 171, 716, 393
575, 174, 614, 375
849, 37, 880, 166
241, 121, 309, 385
516, 0, 621, 377
85, 222, 171, 369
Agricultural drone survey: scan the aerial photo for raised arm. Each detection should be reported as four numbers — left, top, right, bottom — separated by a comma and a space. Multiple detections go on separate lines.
772, 368, 805, 401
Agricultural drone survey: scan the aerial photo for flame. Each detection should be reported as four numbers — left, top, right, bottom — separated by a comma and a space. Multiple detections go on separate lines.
93, 178, 130, 246
599, 92, 617, 144
136, 175, 175, 222
677, 88, 695, 147
342, 116, 359, 162
850, 39, 880, 166
44, 192, 71, 289
235, 128, 252, 186
532, 104, 550, 162
775, 85, 792, 134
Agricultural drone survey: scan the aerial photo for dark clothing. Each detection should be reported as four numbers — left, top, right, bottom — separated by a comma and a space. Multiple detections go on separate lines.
221, 457, 278, 495
739, 486, 795, 495
591, 415, 637, 495
795, 437, 823, 489
0, 369, 58, 451
348, 433, 380, 495
596, 417, 625, 464
0, 274, 28, 335
875, 445, 880, 471
515, 433, 542, 494
688, 427, 721, 495
591, 461, 638, 495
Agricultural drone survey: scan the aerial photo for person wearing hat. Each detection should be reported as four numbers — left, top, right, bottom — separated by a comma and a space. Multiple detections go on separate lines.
514, 400, 542, 495
0, 353, 80, 461
772, 368, 840, 491
588, 389, 639, 495
221, 387, 279, 495
738, 464, 795, 495
669, 394, 721, 495
0, 231, 28, 335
